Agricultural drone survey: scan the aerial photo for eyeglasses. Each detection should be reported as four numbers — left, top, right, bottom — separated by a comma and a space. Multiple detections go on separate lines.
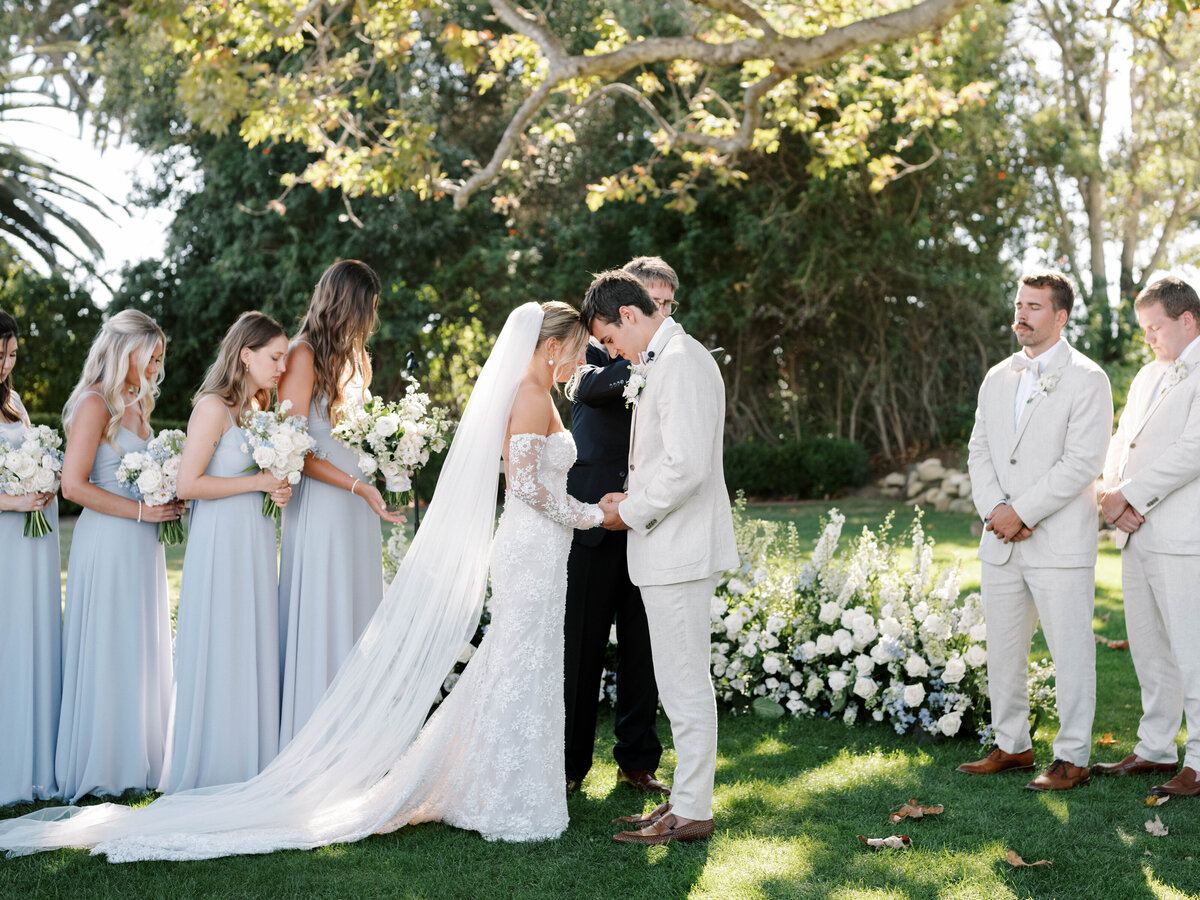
660, 299, 680, 316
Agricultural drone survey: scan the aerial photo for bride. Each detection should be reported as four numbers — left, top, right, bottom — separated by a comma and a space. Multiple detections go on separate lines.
0, 300, 605, 860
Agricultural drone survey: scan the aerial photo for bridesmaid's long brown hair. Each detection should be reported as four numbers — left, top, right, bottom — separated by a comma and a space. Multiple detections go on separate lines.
295, 260, 380, 424
194, 312, 288, 415
0, 309, 19, 422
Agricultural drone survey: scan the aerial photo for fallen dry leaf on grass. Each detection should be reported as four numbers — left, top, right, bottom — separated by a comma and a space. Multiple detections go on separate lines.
1098, 733, 1118, 746
859, 835, 912, 850
889, 798, 944, 824
1145, 815, 1169, 837
1006, 849, 1052, 868
1098, 611, 1111, 621
1093, 634, 1130, 650
1146, 794, 1170, 807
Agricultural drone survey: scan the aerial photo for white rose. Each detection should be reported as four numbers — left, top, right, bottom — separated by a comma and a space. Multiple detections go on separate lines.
762, 655, 781, 675
840, 608, 857, 629
970, 623, 987, 643
921, 613, 944, 637
827, 670, 848, 692
136, 468, 163, 494
790, 671, 804, 686
879, 616, 903, 639
374, 414, 401, 438
765, 614, 786, 633
869, 642, 893, 665
799, 640, 818, 660
853, 676, 877, 699
818, 601, 842, 625
815, 634, 835, 656
938, 711, 962, 736
727, 578, 749, 596
272, 431, 294, 453
710, 595, 727, 620
7, 451, 35, 479
965, 644, 987, 668
853, 654, 874, 675
357, 454, 378, 476
162, 457, 181, 477
253, 446, 277, 470
760, 632, 780, 650
905, 655, 929, 678
942, 657, 967, 684
843, 705, 858, 725
903, 683, 926, 707
765, 677, 779, 690
912, 601, 929, 622
741, 641, 758, 658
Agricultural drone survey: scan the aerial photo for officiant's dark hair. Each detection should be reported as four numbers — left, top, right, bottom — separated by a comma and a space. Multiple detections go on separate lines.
1018, 271, 1074, 314
581, 270, 656, 329
0, 308, 19, 422
1135, 277, 1200, 323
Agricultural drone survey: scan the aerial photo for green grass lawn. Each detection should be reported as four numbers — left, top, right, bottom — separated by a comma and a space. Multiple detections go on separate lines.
6, 501, 1193, 899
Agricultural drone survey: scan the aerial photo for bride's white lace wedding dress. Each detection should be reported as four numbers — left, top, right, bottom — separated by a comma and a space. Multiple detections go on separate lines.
0, 302, 601, 861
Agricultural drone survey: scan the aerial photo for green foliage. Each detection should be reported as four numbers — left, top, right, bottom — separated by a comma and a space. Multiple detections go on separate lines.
0, 252, 102, 414
724, 436, 869, 499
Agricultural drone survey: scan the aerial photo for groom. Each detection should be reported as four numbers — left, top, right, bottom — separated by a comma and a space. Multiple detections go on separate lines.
581, 270, 737, 845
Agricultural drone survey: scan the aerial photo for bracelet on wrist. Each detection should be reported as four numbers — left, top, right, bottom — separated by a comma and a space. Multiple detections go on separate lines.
137, 500, 143, 523
350, 479, 359, 496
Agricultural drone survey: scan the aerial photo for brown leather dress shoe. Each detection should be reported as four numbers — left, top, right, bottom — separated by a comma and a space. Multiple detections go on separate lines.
617, 768, 671, 796
1150, 766, 1200, 797
1026, 759, 1090, 791
1091, 754, 1179, 777
613, 814, 714, 845
957, 746, 1036, 775
566, 776, 580, 796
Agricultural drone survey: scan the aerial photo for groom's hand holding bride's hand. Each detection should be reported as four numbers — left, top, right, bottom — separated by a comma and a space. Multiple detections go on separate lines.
600, 493, 629, 531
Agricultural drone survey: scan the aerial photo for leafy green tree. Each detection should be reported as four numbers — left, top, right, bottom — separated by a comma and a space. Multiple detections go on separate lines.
0, 248, 102, 413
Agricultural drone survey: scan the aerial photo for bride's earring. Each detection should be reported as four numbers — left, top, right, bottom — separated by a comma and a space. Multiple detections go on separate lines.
548, 358, 554, 366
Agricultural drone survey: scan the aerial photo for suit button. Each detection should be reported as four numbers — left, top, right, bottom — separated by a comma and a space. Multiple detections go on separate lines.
619, 470, 626, 477
647, 518, 657, 528
1009, 458, 1016, 464
630, 464, 636, 471
1130, 442, 1136, 448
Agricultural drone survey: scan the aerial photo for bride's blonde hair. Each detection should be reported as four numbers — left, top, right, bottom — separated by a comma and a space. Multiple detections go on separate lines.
537, 301, 588, 398
63, 309, 165, 445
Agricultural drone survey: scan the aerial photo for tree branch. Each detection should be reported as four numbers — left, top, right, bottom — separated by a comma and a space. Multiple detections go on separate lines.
694, 0, 778, 37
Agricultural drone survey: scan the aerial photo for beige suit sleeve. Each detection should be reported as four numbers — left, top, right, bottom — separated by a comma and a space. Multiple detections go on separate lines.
966, 374, 1006, 520
1122, 382, 1200, 514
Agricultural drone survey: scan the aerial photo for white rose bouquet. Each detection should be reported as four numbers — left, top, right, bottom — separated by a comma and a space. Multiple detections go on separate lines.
0, 424, 63, 538
331, 381, 450, 506
240, 401, 316, 521
116, 429, 187, 544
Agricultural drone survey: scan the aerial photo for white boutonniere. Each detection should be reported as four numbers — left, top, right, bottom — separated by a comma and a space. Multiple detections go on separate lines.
623, 363, 649, 409
1027, 373, 1060, 403
1165, 358, 1189, 389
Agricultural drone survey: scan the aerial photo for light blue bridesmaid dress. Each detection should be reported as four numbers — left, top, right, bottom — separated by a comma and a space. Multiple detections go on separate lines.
0, 396, 62, 806
278, 361, 383, 747
56, 393, 171, 801
160, 399, 279, 793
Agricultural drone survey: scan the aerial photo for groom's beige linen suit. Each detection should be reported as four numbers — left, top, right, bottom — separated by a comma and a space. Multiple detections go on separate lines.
1102, 338, 1200, 771
967, 340, 1112, 765
618, 320, 737, 821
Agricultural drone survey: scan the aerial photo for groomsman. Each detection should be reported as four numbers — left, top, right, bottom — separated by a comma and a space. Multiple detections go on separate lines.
1095, 277, 1200, 797
562, 257, 678, 796
961, 271, 1112, 791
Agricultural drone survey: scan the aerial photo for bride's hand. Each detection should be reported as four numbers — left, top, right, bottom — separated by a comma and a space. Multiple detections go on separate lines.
356, 480, 406, 524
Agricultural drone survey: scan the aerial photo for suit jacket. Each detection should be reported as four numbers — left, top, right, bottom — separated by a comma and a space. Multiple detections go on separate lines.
967, 343, 1112, 568
618, 322, 738, 586
1103, 351, 1200, 553
568, 343, 633, 549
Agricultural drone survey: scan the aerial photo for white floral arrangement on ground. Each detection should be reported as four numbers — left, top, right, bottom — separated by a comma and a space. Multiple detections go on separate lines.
117, 429, 187, 544
331, 382, 450, 506
240, 401, 316, 521
0, 424, 62, 537
594, 500, 1055, 740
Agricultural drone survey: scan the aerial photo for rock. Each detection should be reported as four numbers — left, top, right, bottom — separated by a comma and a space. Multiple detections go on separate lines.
919, 487, 940, 506
916, 458, 946, 482
949, 498, 977, 515
932, 491, 953, 513
905, 472, 925, 499
882, 472, 907, 488
880, 486, 903, 499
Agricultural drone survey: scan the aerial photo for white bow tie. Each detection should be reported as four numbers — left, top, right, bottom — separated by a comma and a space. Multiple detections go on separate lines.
1010, 354, 1042, 376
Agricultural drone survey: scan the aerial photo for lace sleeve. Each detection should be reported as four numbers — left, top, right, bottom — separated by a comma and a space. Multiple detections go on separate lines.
507, 434, 603, 529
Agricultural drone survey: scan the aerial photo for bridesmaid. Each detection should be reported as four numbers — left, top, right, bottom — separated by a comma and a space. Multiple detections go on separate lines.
161, 311, 292, 793
57, 309, 181, 801
0, 310, 61, 806
277, 260, 402, 747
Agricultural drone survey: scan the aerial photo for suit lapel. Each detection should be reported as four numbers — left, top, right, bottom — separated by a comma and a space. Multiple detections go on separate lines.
1009, 347, 1070, 456
628, 325, 685, 466
1127, 358, 1196, 443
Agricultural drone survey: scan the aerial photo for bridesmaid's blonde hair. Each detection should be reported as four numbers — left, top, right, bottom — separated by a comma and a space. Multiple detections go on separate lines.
296, 260, 380, 423
194, 311, 288, 415
63, 309, 165, 445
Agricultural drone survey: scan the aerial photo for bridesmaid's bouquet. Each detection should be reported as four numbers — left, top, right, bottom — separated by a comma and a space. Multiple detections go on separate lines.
331, 382, 450, 506
116, 429, 187, 545
240, 401, 316, 521
0, 424, 63, 538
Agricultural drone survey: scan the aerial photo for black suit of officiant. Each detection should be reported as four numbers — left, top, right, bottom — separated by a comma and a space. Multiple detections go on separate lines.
564, 343, 662, 783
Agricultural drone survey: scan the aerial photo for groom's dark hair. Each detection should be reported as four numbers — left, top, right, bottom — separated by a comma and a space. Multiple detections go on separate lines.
581, 270, 657, 329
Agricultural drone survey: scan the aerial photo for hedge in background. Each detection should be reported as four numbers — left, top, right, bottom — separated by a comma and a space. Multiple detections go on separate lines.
724, 436, 869, 499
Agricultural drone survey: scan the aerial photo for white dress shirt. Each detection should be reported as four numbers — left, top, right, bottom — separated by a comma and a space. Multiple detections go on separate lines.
1013, 338, 1068, 430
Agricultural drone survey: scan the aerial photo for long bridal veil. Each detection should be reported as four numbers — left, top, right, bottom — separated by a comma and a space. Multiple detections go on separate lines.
0, 302, 547, 860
